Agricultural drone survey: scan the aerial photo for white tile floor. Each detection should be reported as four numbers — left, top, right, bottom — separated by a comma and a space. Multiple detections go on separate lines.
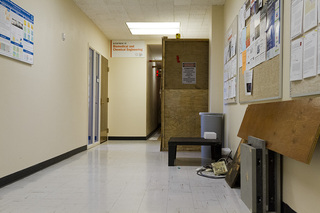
0, 140, 250, 213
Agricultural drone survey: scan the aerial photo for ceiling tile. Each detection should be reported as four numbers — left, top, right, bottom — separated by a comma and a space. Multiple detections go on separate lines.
73, 0, 225, 40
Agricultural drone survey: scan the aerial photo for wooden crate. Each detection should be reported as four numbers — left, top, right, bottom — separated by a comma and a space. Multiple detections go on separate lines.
161, 38, 209, 151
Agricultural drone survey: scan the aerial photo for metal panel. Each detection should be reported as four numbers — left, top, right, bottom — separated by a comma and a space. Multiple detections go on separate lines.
242, 136, 282, 213
241, 143, 257, 213
248, 137, 267, 213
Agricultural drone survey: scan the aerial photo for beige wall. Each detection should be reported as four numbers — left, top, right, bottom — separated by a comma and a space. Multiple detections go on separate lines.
221, 1, 320, 212
0, 0, 109, 178
108, 57, 147, 137
2, 1, 319, 211
209, 6, 224, 114
108, 40, 161, 137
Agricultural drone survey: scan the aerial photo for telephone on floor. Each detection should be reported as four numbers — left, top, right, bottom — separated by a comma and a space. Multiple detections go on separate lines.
211, 161, 228, 176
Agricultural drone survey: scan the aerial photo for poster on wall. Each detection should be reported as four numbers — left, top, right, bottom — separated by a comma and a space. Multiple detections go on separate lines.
303, 0, 317, 33
244, 69, 253, 96
0, 0, 34, 64
291, 0, 303, 39
266, 0, 280, 60
111, 40, 145, 57
303, 30, 317, 79
290, 37, 303, 81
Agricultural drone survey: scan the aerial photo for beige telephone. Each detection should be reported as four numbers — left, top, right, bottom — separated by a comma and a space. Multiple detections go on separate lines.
211, 161, 228, 176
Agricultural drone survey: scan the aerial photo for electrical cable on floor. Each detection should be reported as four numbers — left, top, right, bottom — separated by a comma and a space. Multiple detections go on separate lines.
196, 168, 226, 179
196, 151, 233, 179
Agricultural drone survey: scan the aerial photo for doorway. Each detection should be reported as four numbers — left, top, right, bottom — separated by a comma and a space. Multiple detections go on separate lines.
146, 44, 162, 138
100, 56, 109, 142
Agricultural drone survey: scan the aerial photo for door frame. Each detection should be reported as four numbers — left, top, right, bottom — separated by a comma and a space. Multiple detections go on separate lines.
87, 46, 102, 149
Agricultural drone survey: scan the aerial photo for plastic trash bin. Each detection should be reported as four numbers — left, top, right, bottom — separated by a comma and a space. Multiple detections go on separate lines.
199, 112, 224, 159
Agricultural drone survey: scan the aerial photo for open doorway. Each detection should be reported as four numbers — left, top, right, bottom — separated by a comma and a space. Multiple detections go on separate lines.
146, 44, 162, 140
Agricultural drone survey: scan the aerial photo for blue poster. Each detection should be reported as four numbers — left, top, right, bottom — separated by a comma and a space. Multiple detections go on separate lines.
0, 0, 34, 64
266, 0, 280, 60
241, 27, 247, 52
266, 0, 275, 53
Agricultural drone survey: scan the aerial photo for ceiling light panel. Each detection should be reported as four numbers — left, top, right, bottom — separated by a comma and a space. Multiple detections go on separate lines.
126, 22, 180, 35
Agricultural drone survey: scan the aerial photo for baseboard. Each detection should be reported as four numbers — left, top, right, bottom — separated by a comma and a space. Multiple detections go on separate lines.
146, 125, 161, 140
108, 125, 161, 141
0, 145, 87, 188
282, 202, 296, 213
108, 136, 147, 140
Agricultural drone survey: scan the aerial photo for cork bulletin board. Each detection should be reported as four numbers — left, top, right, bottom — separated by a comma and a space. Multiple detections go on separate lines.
238, 0, 283, 103
291, 77, 320, 97
239, 55, 281, 103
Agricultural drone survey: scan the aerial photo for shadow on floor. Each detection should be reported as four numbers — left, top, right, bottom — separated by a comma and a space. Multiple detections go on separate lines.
174, 157, 214, 166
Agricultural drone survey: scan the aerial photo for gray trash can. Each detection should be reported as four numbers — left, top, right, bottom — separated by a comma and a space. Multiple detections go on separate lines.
199, 112, 224, 159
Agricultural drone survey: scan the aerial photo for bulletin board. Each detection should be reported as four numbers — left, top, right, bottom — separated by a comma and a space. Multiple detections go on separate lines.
0, 0, 34, 64
290, 0, 320, 97
239, 55, 281, 102
291, 77, 320, 97
223, 16, 238, 104
238, 0, 283, 103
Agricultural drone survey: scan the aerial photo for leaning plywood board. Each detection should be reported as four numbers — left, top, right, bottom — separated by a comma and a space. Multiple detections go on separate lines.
225, 139, 247, 188
164, 39, 209, 90
238, 97, 320, 164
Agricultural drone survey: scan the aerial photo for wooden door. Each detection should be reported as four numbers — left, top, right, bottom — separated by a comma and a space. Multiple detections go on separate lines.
100, 56, 109, 142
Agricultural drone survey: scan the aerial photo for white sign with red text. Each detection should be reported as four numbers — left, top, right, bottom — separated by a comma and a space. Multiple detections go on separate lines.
111, 41, 145, 57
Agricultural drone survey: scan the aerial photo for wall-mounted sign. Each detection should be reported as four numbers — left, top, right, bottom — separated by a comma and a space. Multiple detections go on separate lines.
0, 0, 34, 64
182, 62, 196, 84
111, 40, 145, 58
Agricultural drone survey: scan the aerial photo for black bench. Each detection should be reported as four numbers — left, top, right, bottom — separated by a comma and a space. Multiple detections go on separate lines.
168, 137, 222, 166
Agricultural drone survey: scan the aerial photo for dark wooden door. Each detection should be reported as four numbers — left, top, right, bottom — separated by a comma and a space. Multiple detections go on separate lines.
100, 56, 108, 142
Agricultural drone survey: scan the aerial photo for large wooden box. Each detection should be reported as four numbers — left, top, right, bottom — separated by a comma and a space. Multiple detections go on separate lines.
161, 39, 209, 151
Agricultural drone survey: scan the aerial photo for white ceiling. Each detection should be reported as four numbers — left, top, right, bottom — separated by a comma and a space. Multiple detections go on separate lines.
73, 0, 225, 41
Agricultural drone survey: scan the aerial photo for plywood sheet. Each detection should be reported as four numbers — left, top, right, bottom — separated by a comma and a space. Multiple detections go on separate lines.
225, 139, 247, 188
164, 39, 209, 90
162, 89, 208, 151
161, 38, 209, 152
238, 97, 320, 164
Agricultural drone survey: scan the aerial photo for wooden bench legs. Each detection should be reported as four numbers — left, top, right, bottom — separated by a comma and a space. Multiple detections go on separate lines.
168, 144, 177, 166
211, 143, 222, 161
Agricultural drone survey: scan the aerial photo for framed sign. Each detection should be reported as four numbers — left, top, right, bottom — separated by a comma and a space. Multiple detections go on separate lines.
0, 0, 34, 64
111, 41, 145, 58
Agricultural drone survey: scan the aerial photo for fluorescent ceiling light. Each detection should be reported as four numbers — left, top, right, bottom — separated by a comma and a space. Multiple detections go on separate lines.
126, 22, 180, 35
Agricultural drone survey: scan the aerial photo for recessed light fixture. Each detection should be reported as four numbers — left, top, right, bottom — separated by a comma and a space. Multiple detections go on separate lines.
126, 22, 180, 35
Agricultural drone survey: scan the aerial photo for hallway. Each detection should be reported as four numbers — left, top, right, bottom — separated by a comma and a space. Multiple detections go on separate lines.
0, 141, 250, 213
